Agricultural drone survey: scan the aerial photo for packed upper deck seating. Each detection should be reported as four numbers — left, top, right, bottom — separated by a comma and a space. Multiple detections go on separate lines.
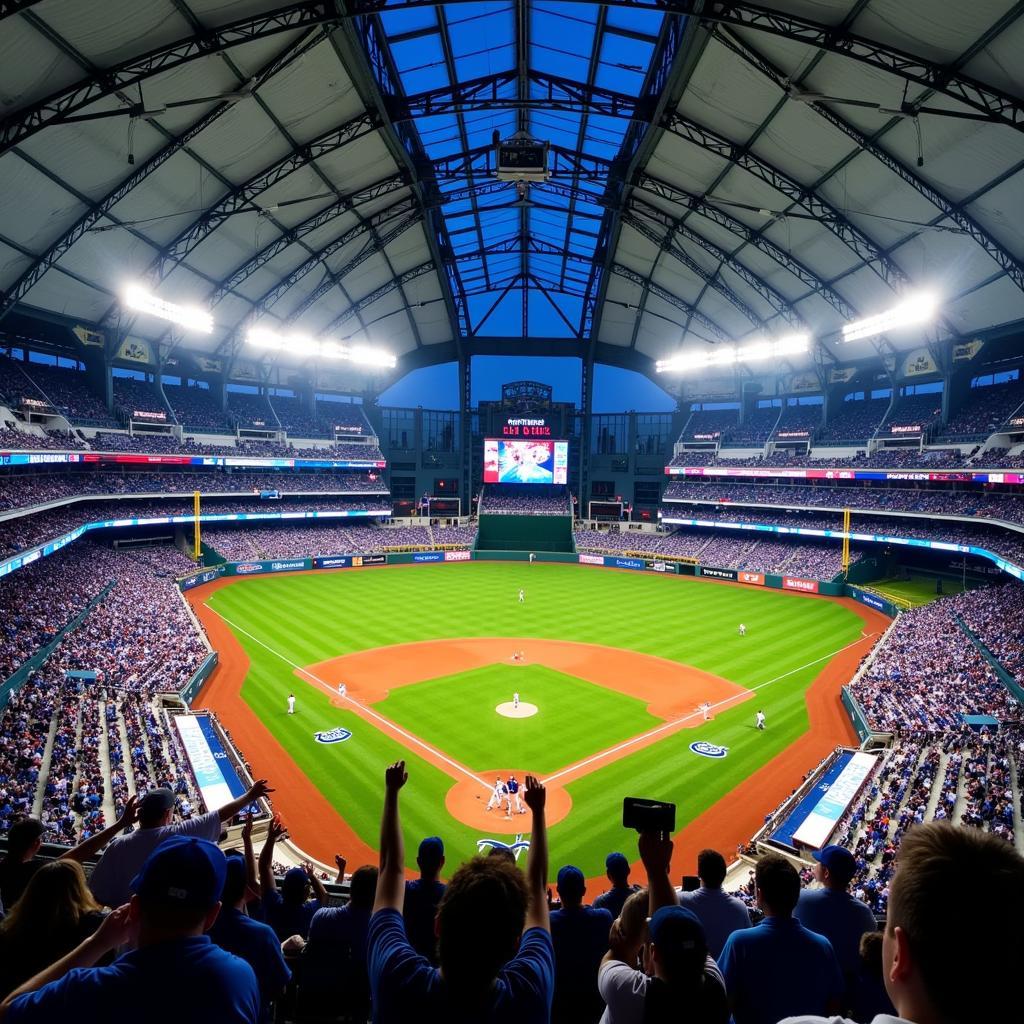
679, 408, 738, 441
111, 378, 167, 420
481, 485, 571, 515
878, 394, 944, 437
269, 395, 326, 437
771, 404, 822, 439
227, 392, 276, 429
727, 408, 779, 445
163, 383, 232, 432
941, 379, 1024, 437
816, 397, 890, 443
0, 356, 117, 427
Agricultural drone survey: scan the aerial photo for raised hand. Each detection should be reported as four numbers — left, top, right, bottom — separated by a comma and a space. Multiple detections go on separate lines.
385, 760, 408, 793
116, 794, 138, 830
638, 831, 673, 875
523, 774, 546, 812
247, 778, 274, 802
267, 815, 288, 843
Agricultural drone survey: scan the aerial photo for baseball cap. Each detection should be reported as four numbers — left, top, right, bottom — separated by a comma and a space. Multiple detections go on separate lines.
418, 836, 444, 860
556, 865, 585, 899
138, 788, 175, 821
130, 835, 227, 910
648, 906, 706, 956
813, 844, 856, 882
606, 852, 630, 878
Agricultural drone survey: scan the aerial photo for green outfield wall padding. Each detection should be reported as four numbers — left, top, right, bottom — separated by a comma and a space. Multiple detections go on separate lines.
476, 514, 574, 552
841, 687, 873, 743
0, 581, 114, 710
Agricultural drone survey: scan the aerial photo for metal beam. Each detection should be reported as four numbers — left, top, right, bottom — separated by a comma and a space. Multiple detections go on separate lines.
0, 2, 340, 155
715, 27, 1024, 293
320, 260, 438, 335
610, 263, 731, 341
346, 0, 1024, 132
0, 28, 327, 325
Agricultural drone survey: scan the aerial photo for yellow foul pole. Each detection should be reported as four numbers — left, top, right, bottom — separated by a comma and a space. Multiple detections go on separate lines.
842, 507, 851, 577
194, 490, 201, 562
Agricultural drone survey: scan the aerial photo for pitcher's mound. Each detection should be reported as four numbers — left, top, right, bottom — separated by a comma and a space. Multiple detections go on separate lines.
496, 701, 538, 718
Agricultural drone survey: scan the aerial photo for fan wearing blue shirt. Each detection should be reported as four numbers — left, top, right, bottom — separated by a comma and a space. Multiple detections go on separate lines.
367, 761, 554, 1023
591, 852, 640, 921
208, 852, 290, 1023
403, 836, 447, 963
0, 834, 260, 1024
718, 853, 843, 1024
258, 818, 325, 941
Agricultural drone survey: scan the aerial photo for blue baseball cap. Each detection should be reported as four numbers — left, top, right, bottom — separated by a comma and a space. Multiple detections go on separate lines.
606, 852, 630, 878
418, 836, 444, 861
556, 865, 586, 899
812, 844, 856, 882
130, 835, 227, 910
648, 906, 706, 955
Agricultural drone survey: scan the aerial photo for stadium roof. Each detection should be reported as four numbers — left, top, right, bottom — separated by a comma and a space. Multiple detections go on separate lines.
0, 1, 1023, 386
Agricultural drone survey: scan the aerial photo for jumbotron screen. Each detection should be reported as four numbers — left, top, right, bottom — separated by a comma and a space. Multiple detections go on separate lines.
483, 439, 568, 485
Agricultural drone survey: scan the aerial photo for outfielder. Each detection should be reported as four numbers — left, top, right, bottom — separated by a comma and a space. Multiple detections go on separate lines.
738, 623, 747, 636
518, 588, 525, 603
287, 693, 296, 715
756, 709, 766, 730
513, 691, 520, 710
486, 777, 507, 812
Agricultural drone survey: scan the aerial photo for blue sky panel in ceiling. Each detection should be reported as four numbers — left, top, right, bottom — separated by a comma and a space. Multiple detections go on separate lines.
375, 1, 666, 337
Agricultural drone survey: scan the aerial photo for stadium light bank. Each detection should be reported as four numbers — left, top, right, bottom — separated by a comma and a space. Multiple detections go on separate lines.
656, 291, 940, 373
122, 284, 214, 334
245, 326, 397, 368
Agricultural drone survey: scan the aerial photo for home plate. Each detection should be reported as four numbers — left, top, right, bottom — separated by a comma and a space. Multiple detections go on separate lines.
496, 702, 538, 718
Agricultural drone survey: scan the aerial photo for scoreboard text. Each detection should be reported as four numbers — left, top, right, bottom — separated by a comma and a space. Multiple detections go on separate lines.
501, 416, 552, 438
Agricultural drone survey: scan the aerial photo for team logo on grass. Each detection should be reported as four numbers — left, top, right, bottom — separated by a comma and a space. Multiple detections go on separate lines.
476, 834, 530, 862
314, 727, 352, 744
690, 741, 729, 759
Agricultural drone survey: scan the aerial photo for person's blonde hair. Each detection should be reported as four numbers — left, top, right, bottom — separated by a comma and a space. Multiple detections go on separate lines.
0, 860, 100, 945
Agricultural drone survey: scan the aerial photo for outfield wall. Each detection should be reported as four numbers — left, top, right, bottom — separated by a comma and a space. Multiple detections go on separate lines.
476, 513, 574, 552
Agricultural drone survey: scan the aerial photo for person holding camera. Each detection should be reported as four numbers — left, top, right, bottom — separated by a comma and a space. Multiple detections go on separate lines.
598, 831, 728, 1024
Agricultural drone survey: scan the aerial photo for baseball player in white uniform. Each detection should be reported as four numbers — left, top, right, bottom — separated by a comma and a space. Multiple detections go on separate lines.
287, 693, 296, 714
338, 683, 347, 699
513, 691, 520, 710
701, 702, 711, 722
756, 709, 766, 730
518, 588, 525, 603
738, 623, 747, 636
507, 774, 525, 814
486, 777, 507, 812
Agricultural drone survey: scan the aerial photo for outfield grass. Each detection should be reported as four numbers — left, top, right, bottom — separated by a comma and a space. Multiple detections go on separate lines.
375, 664, 660, 775
207, 562, 868, 874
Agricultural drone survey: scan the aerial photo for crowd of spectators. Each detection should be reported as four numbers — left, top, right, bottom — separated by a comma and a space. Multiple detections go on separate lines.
941, 379, 1024, 437
771, 404, 822, 439
111, 379, 167, 421
481, 486, 571, 515
727, 408, 780, 445
877, 394, 944, 436
816, 398, 891, 443
666, 445, 1024, 470
680, 408, 739, 441
848, 588, 1024, 733
954, 583, 1024, 685
662, 480, 1024, 525
0, 425, 87, 451
0, 470, 388, 512
227, 393, 276, 429
162, 384, 232, 432
269, 396, 324, 437
431, 523, 477, 547
0, 357, 116, 428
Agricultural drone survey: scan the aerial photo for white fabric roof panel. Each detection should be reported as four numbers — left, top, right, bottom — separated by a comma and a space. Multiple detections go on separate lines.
947, 275, 1024, 333
0, 243, 33, 293
967, 171, 1024, 258
0, 157, 85, 254
0, 19, 85, 112
961, 12, 1024, 99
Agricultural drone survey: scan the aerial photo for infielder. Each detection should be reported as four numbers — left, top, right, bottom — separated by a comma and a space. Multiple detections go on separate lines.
287, 693, 296, 715
518, 588, 525, 603
513, 691, 520, 710
486, 777, 507, 812
756, 709, 766, 730
701, 702, 710, 722
507, 774, 525, 814
738, 623, 747, 636
338, 683, 347, 699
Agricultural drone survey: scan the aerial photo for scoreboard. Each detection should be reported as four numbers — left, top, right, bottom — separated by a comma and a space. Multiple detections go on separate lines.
489, 411, 562, 438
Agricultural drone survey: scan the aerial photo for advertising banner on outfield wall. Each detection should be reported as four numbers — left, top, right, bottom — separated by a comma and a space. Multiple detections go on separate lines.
178, 566, 225, 591
738, 571, 765, 586
412, 551, 444, 562
698, 565, 737, 581
227, 558, 312, 576
313, 553, 389, 569
444, 550, 471, 561
645, 560, 678, 574
783, 576, 820, 594
578, 553, 604, 566
609, 557, 645, 570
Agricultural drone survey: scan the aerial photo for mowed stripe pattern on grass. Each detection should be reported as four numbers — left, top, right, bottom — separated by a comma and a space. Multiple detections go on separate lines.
207, 563, 867, 875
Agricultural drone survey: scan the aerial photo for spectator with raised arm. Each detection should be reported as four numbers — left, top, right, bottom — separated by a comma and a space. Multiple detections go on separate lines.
368, 761, 553, 1021
258, 818, 323, 942
88, 779, 271, 909
599, 832, 728, 1023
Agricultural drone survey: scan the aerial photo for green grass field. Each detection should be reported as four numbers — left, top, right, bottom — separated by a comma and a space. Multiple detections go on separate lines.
206, 562, 868, 875
870, 574, 980, 608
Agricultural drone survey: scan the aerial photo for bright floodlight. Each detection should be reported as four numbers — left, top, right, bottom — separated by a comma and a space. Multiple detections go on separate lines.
123, 284, 214, 334
656, 333, 809, 374
842, 292, 939, 342
244, 326, 395, 368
